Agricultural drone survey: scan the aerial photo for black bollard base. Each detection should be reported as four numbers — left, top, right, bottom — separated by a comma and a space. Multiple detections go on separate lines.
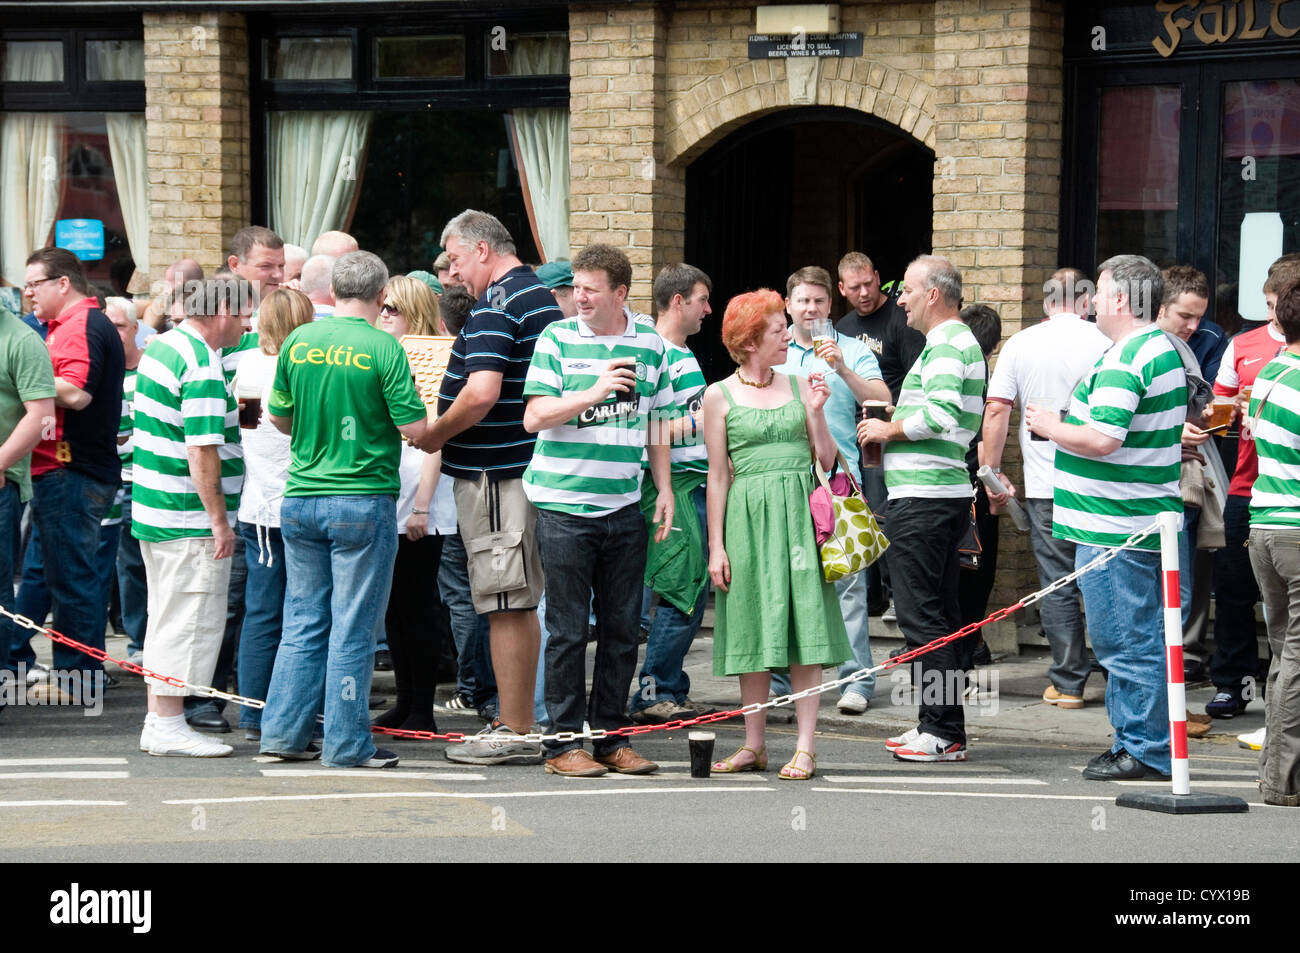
1115, 791, 1249, 815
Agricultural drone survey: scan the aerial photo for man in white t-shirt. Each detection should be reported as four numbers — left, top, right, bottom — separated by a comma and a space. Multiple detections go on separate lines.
982, 267, 1110, 709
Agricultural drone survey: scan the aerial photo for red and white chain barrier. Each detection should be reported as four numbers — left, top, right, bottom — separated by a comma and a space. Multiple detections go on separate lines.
0, 519, 1165, 749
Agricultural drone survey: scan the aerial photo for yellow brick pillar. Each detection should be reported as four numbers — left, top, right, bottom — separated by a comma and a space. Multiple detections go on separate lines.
569, 2, 682, 307
143, 11, 250, 290
932, 0, 1067, 647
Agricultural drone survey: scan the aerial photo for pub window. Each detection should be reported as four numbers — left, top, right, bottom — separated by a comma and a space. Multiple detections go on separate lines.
1, 25, 145, 300
1, 40, 63, 82
1096, 85, 1181, 267
487, 31, 569, 76
375, 35, 465, 79
85, 39, 143, 82
1217, 78, 1300, 327
263, 36, 353, 81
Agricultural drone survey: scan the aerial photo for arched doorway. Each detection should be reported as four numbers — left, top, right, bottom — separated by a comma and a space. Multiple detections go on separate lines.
684, 106, 934, 381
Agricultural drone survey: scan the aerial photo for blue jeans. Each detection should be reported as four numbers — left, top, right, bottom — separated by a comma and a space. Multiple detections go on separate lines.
535, 504, 646, 757
0, 482, 22, 673
1075, 543, 1171, 772
237, 522, 286, 730
630, 485, 709, 713
835, 570, 876, 701
259, 495, 397, 767
17, 469, 117, 673
117, 496, 148, 657
437, 531, 495, 709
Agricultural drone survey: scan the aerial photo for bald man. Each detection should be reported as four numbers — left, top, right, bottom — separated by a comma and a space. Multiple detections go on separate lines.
283, 244, 308, 283
300, 255, 337, 319
311, 231, 359, 259
143, 258, 204, 331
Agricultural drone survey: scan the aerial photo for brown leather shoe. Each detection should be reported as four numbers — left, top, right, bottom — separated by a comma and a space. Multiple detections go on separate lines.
544, 749, 608, 777
595, 746, 658, 775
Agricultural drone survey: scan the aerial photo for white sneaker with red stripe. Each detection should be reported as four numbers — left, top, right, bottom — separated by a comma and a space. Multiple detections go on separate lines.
884, 727, 921, 750
892, 732, 967, 762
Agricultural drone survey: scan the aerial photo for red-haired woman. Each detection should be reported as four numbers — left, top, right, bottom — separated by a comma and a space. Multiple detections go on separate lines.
700, 289, 850, 779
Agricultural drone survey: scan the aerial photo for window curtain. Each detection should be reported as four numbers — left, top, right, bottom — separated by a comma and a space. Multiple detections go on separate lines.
267, 40, 373, 249
105, 114, 148, 281
0, 42, 63, 287
505, 36, 570, 262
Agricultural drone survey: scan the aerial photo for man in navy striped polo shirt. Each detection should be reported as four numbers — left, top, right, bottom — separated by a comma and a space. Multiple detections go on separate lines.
418, 210, 562, 767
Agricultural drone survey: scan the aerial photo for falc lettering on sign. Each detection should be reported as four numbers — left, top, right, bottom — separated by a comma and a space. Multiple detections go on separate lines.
287, 341, 373, 370
1153, 0, 1300, 57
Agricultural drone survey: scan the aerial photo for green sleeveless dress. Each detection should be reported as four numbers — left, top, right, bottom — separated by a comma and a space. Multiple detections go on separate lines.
713, 378, 851, 676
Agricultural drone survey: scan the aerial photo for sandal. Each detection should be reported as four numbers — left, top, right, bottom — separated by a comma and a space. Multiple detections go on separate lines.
711, 745, 767, 773
778, 749, 816, 781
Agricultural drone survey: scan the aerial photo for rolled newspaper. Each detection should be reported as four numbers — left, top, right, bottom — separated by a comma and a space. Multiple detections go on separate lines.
977, 464, 1029, 531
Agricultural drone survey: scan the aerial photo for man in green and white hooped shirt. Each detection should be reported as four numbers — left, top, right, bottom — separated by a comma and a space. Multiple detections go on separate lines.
1029, 254, 1186, 782
627, 262, 713, 725
522, 243, 675, 778
132, 278, 252, 758
859, 255, 984, 762
1244, 273, 1300, 806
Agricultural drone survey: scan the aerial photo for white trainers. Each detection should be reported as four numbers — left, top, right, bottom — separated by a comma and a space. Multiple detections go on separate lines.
1237, 727, 1266, 751
892, 731, 967, 762
885, 727, 921, 750
837, 692, 869, 715
444, 720, 543, 765
149, 723, 233, 758
139, 712, 157, 752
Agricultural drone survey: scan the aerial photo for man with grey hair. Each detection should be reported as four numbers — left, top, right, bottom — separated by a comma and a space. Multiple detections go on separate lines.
258, 251, 432, 769
299, 254, 336, 319
1026, 253, 1186, 781
311, 230, 359, 259
859, 254, 985, 761
416, 209, 561, 766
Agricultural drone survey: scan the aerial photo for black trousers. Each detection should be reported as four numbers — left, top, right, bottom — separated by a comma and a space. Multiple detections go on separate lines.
886, 496, 971, 745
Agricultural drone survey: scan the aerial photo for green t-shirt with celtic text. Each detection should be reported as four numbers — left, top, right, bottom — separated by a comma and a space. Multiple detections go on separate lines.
270, 315, 426, 497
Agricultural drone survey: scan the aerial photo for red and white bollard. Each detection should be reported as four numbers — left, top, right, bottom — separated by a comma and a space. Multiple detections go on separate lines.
1115, 510, 1247, 813
1157, 509, 1192, 796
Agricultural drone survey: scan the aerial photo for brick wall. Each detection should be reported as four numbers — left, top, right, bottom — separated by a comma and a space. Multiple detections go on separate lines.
568, 0, 1068, 641
143, 11, 250, 288
930, 0, 1066, 625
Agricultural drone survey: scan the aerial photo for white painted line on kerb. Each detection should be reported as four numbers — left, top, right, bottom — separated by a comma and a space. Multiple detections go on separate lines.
260, 769, 485, 781
0, 800, 128, 807
0, 771, 130, 781
164, 786, 778, 806
822, 776, 1047, 786
0, 758, 128, 767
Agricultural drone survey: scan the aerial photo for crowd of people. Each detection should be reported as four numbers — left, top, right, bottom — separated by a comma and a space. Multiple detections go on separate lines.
0, 209, 1297, 804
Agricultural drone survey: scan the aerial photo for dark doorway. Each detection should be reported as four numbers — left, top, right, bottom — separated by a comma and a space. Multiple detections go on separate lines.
684, 106, 934, 381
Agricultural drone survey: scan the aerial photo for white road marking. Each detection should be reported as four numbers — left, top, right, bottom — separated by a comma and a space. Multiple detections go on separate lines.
823, 776, 1048, 786
0, 771, 130, 780
164, 786, 778, 806
812, 787, 1152, 802
0, 800, 128, 807
0, 758, 128, 766
260, 770, 485, 781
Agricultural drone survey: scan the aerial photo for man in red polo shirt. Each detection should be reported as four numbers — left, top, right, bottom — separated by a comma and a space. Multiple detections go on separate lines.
1208, 259, 1300, 719
13, 248, 125, 694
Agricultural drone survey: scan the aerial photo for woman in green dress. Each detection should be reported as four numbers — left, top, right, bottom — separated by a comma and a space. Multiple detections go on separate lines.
701, 289, 851, 780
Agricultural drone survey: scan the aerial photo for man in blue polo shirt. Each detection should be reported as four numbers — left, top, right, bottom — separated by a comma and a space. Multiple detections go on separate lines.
775, 265, 891, 713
